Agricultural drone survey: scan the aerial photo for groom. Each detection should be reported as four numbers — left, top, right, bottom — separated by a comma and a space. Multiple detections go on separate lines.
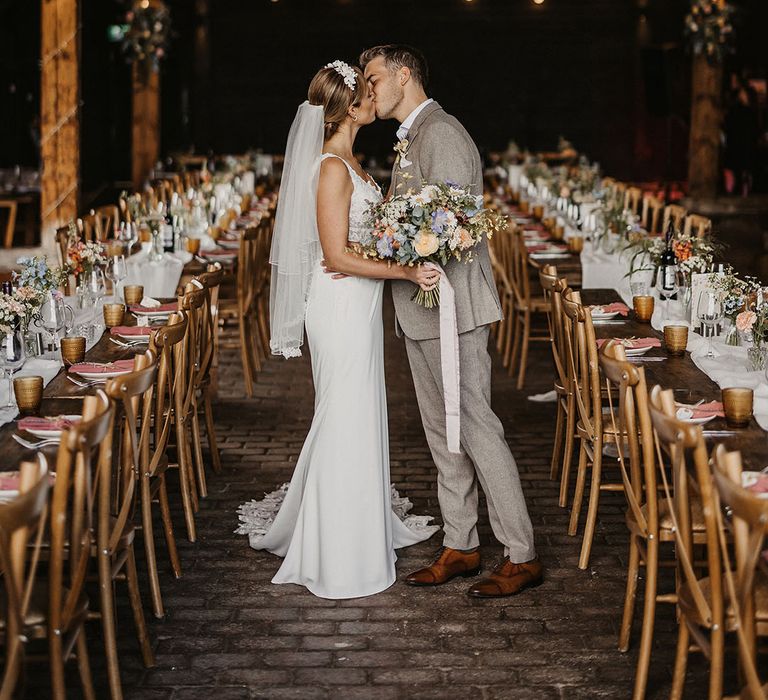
359, 45, 542, 597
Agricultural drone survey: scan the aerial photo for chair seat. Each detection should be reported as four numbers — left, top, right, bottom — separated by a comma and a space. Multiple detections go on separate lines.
626, 497, 706, 539
0, 583, 88, 635
515, 296, 549, 313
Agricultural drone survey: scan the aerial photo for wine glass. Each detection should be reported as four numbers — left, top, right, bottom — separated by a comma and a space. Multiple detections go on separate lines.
675, 269, 691, 320
696, 290, 724, 359
0, 330, 25, 408
106, 255, 127, 302
117, 221, 138, 255
655, 263, 678, 318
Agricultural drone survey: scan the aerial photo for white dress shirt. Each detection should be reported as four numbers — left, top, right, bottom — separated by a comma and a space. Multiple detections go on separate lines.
396, 98, 434, 141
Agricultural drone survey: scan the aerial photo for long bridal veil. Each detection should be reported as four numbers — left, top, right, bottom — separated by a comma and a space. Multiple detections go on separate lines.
269, 101, 325, 359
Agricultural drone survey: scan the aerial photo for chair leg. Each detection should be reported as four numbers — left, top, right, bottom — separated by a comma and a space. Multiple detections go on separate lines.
238, 315, 254, 398
578, 442, 603, 569
75, 630, 96, 700
203, 388, 222, 474
516, 311, 531, 390
190, 398, 208, 499
256, 301, 271, 361
502, 313, 515, 369
49, 625, 66, 700
670, 618, 690, 700
507, 312, 522, 376
550, 398, 565, 481
496, 299, 507, 353
158, 474, 182, 578
632, 537, 658, 700
559, 394, 576, 508
124, 545, 155, 668
568, 441, 589, 536
619, 535, 640, 653
99, 553, 123, 700
175, 420, 197, 542
140, 477, 165, 619
709, 616, 725, 700
248, 311, 264, 369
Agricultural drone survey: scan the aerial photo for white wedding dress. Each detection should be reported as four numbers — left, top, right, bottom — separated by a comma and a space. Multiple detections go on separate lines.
236, 154, 439, 599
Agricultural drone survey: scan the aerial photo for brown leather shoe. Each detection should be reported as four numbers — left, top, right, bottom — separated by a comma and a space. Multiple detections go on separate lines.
466, 557, 543, 598
405, 547, 481, 587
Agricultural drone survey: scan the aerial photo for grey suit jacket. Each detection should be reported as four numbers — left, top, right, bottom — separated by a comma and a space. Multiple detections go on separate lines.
389, 102, 502, 341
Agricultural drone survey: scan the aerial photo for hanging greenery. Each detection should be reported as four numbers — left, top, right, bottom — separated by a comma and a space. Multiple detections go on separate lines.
121, 0, 171, 80
684, 0, 735, 65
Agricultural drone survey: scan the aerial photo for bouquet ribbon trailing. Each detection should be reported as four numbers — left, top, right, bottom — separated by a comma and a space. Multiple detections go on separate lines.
424, 262, 461, 454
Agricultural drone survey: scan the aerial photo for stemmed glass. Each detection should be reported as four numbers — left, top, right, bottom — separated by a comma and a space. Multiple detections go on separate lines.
0, 330, 25, 408
39, 292, 73, 350
117, 222, 138, 255
106, 255, 127, 302
84, 267, 107, 322
655, 263, 678, 318
696, 290, 724, 358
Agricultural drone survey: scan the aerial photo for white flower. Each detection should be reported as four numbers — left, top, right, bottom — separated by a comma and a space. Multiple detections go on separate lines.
325, 60, 357, 91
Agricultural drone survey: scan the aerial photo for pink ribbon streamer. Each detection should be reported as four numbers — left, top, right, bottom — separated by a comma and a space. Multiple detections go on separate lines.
424, 262, 461, 454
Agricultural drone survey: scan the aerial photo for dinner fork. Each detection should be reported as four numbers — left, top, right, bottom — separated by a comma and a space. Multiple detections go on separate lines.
109, 337, 148, 348
66, 375, 104, 388
12, 434, 60, 450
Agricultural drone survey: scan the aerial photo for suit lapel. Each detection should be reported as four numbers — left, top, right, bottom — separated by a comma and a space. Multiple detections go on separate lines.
388, 101, 443, 197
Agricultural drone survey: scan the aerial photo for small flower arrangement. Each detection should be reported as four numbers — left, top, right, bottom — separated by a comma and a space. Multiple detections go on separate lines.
122, 0, 171, 79
628, 230, 717, 277
684, 0, 735, 65
0, 293, 25, 335
68, 240, 105, 277
361, 182, 505, 308
713, 270, 761, 321
14, 256, 70, 295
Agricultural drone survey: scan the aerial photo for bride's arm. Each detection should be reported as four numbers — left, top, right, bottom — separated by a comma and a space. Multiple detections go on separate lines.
317, 159, 437, 288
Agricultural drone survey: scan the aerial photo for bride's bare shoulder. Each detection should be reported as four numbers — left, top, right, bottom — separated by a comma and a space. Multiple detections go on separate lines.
318, 156, 352, 194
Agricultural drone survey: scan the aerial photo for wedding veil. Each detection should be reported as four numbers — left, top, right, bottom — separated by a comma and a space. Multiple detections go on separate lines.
269, 101, 325, 358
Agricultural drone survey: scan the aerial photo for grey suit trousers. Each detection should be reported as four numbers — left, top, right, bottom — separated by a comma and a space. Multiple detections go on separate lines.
404, 325, 536, 562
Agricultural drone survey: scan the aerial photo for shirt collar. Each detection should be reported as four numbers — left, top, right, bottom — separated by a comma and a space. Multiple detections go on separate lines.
396, 98, 434, 141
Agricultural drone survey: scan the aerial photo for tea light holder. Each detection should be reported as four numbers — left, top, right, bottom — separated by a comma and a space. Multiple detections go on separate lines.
633, 295, 655, 323
124, 285, 144, 306
60, 336, 86, 367
663, 325, 689, 357
103, 303, 126, 328
722, 387, 753, 428
13, 376, 43, 416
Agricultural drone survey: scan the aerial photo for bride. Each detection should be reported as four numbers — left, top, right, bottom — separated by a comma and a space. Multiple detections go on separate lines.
236, 60, 440, 599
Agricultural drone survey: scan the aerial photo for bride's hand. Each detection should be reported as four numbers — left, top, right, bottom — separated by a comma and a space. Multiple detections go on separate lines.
407, 265, 441, 292
322, 259, 349, 280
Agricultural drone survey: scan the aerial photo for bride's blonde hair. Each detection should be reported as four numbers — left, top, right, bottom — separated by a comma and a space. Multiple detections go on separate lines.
308, 64, 366, 141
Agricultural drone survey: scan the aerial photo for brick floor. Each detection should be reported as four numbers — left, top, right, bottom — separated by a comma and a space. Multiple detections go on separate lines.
30, 294, 715, 699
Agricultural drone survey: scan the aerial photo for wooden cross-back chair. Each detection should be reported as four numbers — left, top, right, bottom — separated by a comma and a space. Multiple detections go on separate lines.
560, 288, 624, 569
662, 203, 687, 234
144, 313, 188, 617
507, 227, 550, 390
92, 205, 119, 240
711, 445, 768, 700
488, 226, 516, 368
0, 199, 18, 249
0, 458, 65, 699
253, 216, 274, 360
97, 357, 156, 699
683, 213, 712, 239
641, 194, 664, 234
538, 265, 576, 501
624, 186, 642, 216
648, 385, 725, 700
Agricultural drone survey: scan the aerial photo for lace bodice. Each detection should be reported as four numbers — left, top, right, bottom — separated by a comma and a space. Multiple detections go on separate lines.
320, 154, 381, 243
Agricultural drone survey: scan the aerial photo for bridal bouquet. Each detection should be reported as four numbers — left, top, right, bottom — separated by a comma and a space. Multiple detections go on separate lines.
361, 182, 505, 308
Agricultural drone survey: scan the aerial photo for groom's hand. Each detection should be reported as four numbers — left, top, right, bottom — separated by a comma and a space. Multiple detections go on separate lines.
321, 259, 349, 280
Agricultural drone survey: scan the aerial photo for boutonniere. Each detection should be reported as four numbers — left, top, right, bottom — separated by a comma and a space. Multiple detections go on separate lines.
394, 138, 412, 168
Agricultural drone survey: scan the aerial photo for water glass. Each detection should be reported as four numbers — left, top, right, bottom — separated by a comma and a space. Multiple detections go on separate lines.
696, 290, 724, 358
106, 254, 128, 301
1, 331, 25, 408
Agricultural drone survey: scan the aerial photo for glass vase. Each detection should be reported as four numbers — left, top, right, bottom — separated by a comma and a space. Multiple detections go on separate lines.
747, 344, 767, 372
724, 321, 741, 347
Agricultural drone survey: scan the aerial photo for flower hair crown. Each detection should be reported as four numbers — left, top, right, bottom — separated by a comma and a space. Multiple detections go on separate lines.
325, 60, 357, 91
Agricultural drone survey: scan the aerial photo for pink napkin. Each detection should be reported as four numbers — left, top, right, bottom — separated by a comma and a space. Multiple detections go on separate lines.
129, 302, 177, 313
593, 302, 630, 317
0, 471, 55, 491
202, 247, 236, 258
69, 359, 134, 374
109, 326, 153, 337
18, 415, 80, 432
688, 401, 725, 419
523, 224, 546, 232
528, 243, 567, 253
597, 337, 662, 349
748, 475, 768, 495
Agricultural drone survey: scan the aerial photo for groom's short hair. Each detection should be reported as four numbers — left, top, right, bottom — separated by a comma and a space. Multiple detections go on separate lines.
359, 44, 429, 89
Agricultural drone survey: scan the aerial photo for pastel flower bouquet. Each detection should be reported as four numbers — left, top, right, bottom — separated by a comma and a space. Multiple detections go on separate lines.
361, 182, 505, 308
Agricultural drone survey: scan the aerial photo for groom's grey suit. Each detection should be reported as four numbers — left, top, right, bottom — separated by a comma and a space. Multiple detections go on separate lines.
390, 101, 535, 562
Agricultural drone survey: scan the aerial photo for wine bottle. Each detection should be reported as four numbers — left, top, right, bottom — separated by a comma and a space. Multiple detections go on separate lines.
162, 201, 175, 253
660, 219, 677, 295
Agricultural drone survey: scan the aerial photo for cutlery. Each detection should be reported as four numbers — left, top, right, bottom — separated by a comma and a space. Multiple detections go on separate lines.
627, 357, 666, 362
66, 375, 104, 388
12, 434, 60, 450
702, 430, 739, 437
109, 337, 148, 348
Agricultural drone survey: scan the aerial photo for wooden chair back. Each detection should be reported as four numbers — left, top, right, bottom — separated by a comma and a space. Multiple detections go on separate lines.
237, 227, 259, 323
683, 214, 712, 239
0, 457, 51, 696
0, 200, 18, 249
711, 445, 768, 698
641, 194, 664, 234
196, 263, 224, 376
93, 205, 119, 240
648, 385, 725, 695
662, 204, 687, 234
510, 226, 534, 310
538, 265, 568, 390
624, 186, 642, 216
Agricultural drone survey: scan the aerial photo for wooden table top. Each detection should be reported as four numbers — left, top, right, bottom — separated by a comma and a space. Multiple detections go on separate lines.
580, 288, 768, 469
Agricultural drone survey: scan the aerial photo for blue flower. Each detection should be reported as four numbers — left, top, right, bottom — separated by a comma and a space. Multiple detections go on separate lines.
431, 209, 450, 234
376, 236, 394, 257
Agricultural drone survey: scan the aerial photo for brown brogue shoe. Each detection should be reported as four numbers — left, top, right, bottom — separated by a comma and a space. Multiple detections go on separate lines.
467, 557, 543, 598
405, 547, 481, 587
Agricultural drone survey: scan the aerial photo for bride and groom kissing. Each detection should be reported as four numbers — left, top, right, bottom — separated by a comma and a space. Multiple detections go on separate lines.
236, 44, 542, 601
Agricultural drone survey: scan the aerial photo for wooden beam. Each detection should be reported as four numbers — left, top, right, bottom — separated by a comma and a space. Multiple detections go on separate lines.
687, 55, 722, 199
40, 0, 80, 244
132, 64, 161, 188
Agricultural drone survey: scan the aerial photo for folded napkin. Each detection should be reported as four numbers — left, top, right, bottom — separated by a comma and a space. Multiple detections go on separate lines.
202, 247, 237, 258
109, 326, 153, 336
522, 224, 546, 232
527, 243, 559, 253
677, 401, 725, 419
596, 337, 662, 349
747, 474, 768, 495
0, 471, 55, 491
69, 359, 135, 375
130, 302, 177, 313
592, 302, 630, 317
18, 415, 80, 431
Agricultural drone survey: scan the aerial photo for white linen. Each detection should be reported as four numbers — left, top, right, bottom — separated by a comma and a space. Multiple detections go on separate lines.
124, 250, 184, 298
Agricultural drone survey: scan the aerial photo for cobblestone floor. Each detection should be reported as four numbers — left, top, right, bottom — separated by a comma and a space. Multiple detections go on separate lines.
35, 295, 714, 699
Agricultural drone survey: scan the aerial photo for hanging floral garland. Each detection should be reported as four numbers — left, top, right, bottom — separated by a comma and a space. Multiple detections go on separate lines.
121, 0, 171, 79
684, 0, 735, 64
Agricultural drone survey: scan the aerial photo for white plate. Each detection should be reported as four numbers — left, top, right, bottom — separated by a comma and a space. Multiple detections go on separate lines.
74, 368, 133, 380
132, 309, 173, 318
591, 310, 621, 320
114, 331, 152, 341
624, 344, 654, 357
23, 415, 81, 439
742, 471, 768, 498
675, 407, 718, 425
530, 252, 571, 260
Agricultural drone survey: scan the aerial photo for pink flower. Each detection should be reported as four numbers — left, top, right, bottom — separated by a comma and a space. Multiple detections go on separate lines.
736, 310, 757, 332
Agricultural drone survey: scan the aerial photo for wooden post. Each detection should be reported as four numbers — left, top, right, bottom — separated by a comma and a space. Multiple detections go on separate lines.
686, 0, 726, 199
132, 64, 161, 188
40, 0, 80, 245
